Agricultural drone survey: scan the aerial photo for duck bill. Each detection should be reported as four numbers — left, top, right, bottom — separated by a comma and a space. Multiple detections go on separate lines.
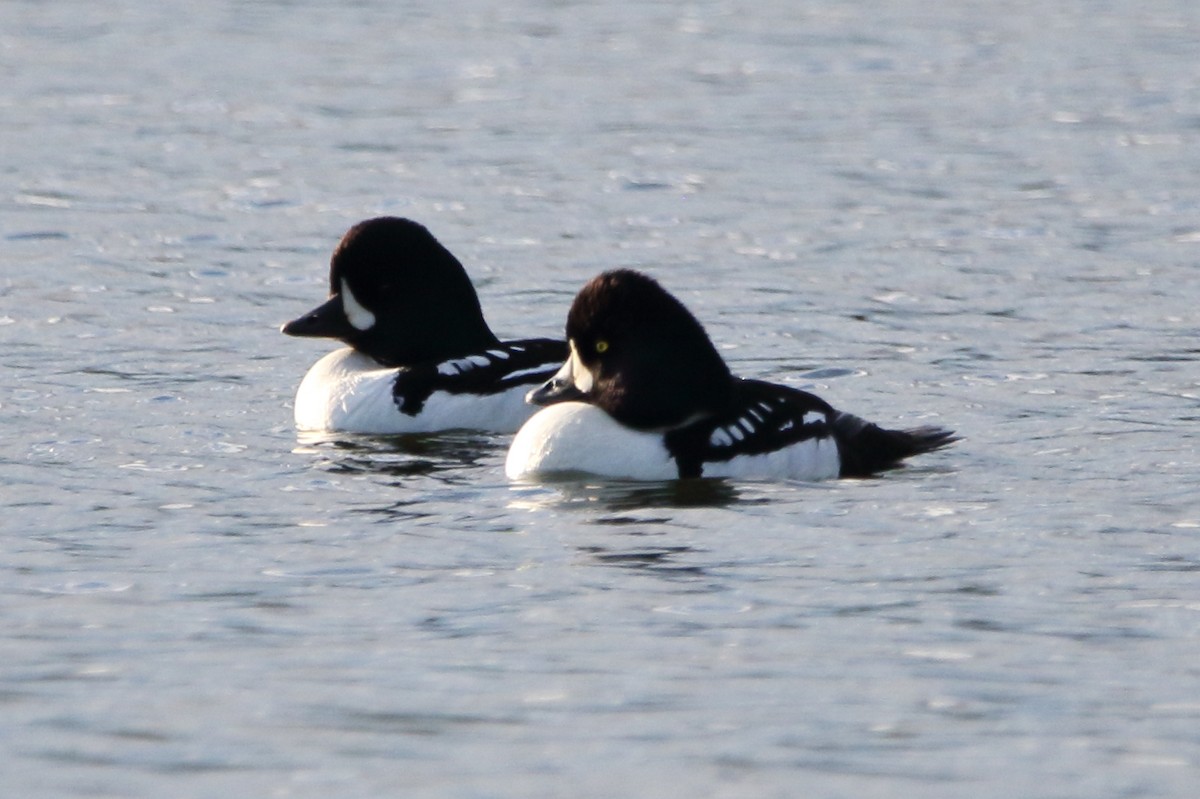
526, 350, 591, 406
280, 295, 355, 339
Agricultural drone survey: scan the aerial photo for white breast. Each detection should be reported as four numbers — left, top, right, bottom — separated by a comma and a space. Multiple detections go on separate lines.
292, 347, 536, 434
505, 403, 677, 480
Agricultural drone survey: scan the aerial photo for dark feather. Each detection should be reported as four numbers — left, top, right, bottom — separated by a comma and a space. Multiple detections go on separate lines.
832, 412, 959, 477
392, 338, 567, 416
664, 379, 837, 478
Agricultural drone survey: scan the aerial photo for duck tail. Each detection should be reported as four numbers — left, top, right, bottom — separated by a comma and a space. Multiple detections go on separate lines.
832, 412, 958, 477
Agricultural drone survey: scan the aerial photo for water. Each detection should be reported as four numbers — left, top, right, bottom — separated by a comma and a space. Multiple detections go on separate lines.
3, 1, 1199, 796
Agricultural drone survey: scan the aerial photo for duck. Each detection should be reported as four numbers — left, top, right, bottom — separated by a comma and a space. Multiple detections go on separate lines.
281, 217, 567, 433
505, 269, 956, 481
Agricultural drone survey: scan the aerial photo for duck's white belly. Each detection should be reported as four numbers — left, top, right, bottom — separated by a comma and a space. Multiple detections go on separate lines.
293, 348, 537, 434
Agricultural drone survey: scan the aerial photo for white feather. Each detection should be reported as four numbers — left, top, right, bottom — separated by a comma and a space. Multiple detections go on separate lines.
340, 278, 376, 331
505, 364, 558, 381
567, 341, 594, 394
702, 436, 841, 481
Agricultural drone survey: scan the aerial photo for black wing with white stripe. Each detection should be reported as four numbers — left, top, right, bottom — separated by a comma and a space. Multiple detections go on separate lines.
664, 379, 837, 478
392, 338, 568, 416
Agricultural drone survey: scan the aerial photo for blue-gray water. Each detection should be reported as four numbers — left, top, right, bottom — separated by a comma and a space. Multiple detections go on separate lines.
4, 1, 1199, 797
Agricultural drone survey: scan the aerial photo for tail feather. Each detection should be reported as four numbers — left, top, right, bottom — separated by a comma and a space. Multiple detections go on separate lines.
833, 412, 958, 477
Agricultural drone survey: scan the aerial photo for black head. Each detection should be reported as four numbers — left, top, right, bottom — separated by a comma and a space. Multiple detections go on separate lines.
528, 269, 733, 429
281, 217, 499, 366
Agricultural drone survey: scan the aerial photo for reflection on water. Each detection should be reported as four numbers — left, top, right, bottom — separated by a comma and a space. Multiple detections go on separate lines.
578, 543, 710, 579
508, 475, 745, 513
294, 430, 502, 480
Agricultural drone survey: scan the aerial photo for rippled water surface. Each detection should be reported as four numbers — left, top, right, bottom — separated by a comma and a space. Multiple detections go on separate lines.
4, 1, 1200, 797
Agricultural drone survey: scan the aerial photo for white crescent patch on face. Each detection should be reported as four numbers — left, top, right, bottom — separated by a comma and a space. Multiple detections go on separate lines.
567, 340, 595, 394
340, 277, 376, 331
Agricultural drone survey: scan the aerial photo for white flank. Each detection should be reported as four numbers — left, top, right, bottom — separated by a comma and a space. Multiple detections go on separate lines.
703, 435, 841, 481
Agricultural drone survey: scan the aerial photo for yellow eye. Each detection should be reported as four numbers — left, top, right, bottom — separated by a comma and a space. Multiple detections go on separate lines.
594, 339, 609, 354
